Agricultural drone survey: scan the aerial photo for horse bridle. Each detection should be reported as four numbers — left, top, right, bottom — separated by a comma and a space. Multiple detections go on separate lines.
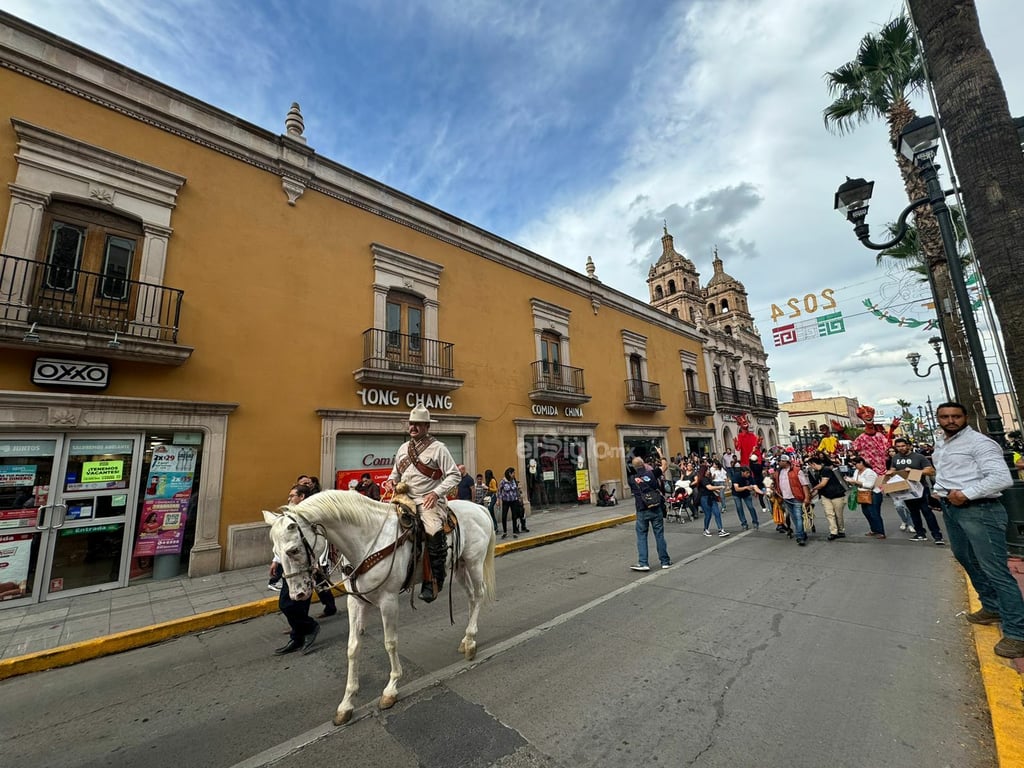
278, 512, 330, 583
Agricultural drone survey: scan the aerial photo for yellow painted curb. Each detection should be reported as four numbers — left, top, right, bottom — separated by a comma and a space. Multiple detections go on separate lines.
0, 514, 634, 680
0, 597, 279, 681
965, 576, 1024, 768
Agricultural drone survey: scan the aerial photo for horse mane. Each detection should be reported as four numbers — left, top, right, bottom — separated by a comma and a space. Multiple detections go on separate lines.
292, 489, 394, 527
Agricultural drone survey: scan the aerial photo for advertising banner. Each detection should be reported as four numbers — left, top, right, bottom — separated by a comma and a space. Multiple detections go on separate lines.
133, 468, 194, 558
0, 464, 36, 485
0, 532, 34, 600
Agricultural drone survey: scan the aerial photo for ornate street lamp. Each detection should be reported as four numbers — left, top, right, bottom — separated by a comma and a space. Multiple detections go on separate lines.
906, 335, 952, 401
835, 114, 1024, 554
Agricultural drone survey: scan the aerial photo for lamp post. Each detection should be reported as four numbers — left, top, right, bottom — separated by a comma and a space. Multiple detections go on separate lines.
905, 335, 952, 401
925, 396, 936, 434
835, 114, 1024, 555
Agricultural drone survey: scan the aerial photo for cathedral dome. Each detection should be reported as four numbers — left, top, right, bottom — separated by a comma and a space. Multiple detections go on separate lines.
706, 250, 742, 291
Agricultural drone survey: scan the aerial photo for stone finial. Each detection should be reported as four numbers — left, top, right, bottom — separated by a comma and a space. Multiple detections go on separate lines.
585, 256, 596, 278
285, 102, 306, 143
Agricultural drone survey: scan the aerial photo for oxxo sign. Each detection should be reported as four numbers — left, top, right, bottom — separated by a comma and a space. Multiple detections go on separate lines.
532, 404, 584, 418
32, 358, 110, 389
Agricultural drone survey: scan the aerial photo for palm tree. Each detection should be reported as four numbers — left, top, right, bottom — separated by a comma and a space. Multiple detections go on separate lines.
906, 0, 1024, 429
824, 14, 981, 421
877, 205, 970, 279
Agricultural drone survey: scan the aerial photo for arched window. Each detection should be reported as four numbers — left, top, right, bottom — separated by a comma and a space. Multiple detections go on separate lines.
654, 285, 664, 300
720, 298, 730, 313
707, 303, 716, 317
670, 308, 679, 318
724, 325, 732, 336
689, 307, 696, 323
667, 279, 676, 294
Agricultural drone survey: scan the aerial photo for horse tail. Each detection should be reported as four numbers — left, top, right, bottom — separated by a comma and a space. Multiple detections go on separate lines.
482, 525, 497, 603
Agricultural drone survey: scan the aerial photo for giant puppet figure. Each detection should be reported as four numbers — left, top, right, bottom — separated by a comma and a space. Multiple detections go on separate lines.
734, 413, 764, 467
851, 405, 900, 472
814, 424, 839, 458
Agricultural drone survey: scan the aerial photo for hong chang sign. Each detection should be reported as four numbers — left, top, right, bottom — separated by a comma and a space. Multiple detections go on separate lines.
32, 358, 110, 389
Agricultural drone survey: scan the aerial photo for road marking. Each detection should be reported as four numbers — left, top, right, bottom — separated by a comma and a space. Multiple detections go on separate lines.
228, 536, 741, 768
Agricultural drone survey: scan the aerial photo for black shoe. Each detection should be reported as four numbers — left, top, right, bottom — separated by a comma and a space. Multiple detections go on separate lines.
301, 623, 321, 654
274, 639, 302, 655
797, 537, 807, 546
520, 527, 530, 533
827, 534, 838, 541
836, 532, 846, 538
318, 608, 337, 618
419, 582, 437, 603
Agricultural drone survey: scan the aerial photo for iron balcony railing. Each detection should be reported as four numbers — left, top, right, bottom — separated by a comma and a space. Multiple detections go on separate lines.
530, 360, 586, 396
685, 388, 712, 411
715, 385, 756, 408
1, 252, 183, 342
361, 328, 455, 378
625, 378, 662, 405
756, 394, 779, 410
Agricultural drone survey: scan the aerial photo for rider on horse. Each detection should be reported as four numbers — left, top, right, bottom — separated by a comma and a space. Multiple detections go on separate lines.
382, 405, 461, 602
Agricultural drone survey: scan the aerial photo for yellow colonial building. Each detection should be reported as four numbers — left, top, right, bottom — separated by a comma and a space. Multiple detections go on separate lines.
0, 12, 712, 607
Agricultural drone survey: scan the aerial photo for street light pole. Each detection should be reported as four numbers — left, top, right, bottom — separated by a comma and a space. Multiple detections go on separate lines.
835, 114, 1024, 555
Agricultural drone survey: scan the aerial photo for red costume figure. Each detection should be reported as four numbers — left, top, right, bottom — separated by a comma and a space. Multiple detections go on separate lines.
734, 413, 764, 467
851, 405, 901, 472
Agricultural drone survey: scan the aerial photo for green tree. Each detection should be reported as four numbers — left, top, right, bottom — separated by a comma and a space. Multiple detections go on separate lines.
906, 0, 1024, 428
823, 14, 982, 422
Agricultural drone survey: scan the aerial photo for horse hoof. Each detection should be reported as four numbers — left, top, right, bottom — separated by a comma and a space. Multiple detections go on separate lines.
333, 710, 353, 726
458, 640, 466, 654
379, 694, 397, 710
464, 647, 477, 661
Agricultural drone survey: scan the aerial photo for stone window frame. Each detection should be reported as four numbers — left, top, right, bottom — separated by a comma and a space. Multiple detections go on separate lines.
1, 120, 186, 326
370, 243, 443, 357
530, 299, 572, 367
621, 329, 650, 382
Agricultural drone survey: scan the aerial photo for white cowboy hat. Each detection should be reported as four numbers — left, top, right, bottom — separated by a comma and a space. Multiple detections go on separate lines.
408, 405, 437, 423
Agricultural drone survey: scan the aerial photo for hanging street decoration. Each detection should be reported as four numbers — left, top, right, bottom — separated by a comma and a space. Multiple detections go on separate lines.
770, 289, 846, 347
862, 273, 982, 332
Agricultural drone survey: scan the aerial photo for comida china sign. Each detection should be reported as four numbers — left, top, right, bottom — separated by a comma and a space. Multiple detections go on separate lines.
32, 357, 110, 389
532, 404, 584, 418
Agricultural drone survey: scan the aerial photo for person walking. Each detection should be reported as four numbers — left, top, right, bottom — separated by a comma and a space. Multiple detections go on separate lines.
851, 456, 885, 538
484, 468, 499, 531
932, 401, 1024, 659
886, 437, 944, 545
456, 464, 475, 501
628, 455, 671, 571
271, 484, 334, 655
806, 455, 847, 541
498, 467, 524, 539
731, 465, 761, 530
774, 454, 811, 546
696, 462, 729, 537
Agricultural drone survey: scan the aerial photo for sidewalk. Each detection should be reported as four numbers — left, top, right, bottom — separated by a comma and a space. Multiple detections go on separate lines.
0, 501, 633, 678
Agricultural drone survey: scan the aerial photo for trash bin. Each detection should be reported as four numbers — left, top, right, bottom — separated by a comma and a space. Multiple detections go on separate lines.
152, 553, 181, 580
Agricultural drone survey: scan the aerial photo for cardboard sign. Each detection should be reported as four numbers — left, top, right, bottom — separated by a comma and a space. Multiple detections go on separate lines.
877, 468, 924, 495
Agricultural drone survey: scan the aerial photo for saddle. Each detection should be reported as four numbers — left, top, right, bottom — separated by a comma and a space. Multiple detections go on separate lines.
390, 485, 459, 597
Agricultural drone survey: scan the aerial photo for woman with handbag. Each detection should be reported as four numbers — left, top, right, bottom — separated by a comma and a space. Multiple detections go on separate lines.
498, 467, 526, 539
697, 462, 729, 537
851, 456, 886, 538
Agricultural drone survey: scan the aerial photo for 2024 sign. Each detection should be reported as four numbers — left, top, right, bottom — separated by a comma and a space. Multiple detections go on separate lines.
770, 289, 837, 322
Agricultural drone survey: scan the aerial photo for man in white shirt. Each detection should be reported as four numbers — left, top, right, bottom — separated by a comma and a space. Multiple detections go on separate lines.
383, 405, 461, 602
932, 402, 1024, 658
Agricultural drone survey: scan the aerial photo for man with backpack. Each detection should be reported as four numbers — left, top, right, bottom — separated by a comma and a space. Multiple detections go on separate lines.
628, 453, 671, 572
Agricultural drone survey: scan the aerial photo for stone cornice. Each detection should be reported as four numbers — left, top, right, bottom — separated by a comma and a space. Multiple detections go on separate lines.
0, 13, 703, 346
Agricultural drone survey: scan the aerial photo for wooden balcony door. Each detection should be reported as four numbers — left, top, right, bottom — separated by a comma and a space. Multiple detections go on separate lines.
385, 290, 424, 372
541, 331, 561, 388
33, 200, 142, 333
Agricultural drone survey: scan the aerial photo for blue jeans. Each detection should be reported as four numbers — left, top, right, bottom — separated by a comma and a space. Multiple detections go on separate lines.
700, 495, 723, 530
942, 499, 1024, 640
860, 492, 885, 535
635, 506, 670, 566
733, 495, 759, 526
783, 498, 806, 540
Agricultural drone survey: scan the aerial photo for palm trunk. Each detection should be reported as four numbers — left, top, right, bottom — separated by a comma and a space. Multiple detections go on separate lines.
886, 102, 983, 424
907, 0, 1024, 431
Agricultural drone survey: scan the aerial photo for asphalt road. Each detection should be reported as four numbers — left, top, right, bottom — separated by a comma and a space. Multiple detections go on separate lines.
0, 520, 995, 768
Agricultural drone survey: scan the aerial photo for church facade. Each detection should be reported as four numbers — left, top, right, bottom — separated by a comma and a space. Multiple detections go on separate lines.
646, 228, 780, 455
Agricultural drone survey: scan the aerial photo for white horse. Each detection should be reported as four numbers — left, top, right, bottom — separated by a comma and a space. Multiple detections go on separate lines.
263, 489, 496, 725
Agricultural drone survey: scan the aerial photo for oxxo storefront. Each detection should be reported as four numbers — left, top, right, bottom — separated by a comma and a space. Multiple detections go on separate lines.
0, 391, 235, 609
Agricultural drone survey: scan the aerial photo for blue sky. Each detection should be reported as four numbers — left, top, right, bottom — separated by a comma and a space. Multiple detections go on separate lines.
4, 0, 1022, 428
